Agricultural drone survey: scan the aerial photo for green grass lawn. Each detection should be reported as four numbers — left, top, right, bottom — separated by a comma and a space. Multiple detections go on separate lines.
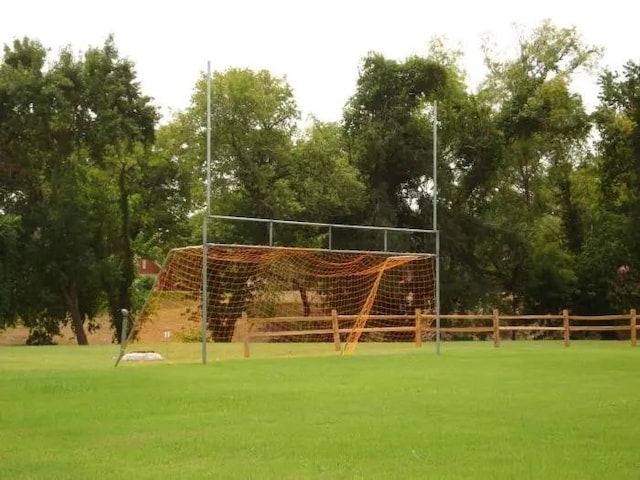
1, 342, 639, 479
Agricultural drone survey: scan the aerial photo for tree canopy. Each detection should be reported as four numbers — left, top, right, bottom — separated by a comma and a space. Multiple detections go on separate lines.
2, 21, 639, 343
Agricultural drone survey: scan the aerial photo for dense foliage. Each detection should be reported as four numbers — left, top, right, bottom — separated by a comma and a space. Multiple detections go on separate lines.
2, 21, 639, 343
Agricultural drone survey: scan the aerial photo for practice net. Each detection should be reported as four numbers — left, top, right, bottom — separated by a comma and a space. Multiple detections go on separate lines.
131, 246, 435, 357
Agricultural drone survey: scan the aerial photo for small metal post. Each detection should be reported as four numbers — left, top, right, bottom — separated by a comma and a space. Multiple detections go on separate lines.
163, 330, 171, 360
383, 229, 388, 252
121, 309, 129, 350
328, 225, 333, 250
435, 230, 441, 354
269, 221, 274, 247
114, 309, 129, 367
120, 308, 129, 359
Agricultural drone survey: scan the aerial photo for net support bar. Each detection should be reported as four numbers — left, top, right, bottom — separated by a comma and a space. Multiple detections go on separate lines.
210, 214, 435, 254
202, 243, 434, 257
210, 214, 435, 233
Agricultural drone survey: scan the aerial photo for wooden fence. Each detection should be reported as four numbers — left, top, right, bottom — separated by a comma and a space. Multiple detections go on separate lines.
240, 308, 638, 358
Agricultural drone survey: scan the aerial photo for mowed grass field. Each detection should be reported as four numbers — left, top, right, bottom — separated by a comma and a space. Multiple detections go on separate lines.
1, 342, 639, 479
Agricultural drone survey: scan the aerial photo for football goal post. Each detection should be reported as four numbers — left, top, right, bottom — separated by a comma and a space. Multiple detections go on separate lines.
115, 63, 441, 364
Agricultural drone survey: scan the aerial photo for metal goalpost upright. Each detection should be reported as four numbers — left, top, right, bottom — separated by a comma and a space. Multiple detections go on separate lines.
201, 61, 212, 365
432, 101, 441, 355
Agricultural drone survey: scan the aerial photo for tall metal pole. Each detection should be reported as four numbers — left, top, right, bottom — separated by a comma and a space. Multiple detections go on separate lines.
433, 101, 441, 355
201, 61, 212, 365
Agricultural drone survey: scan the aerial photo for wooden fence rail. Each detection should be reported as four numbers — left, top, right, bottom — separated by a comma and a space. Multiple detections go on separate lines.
240, 308, 638, 358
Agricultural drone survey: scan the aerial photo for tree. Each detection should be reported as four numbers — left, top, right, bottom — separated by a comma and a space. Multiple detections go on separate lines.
79, 38, 159, 340
466, 21, 599, 313
340, 24, 599, 314
0, 38, 101, 344
0, 37, 174, 343
342, 45, 507, 310
163, 68, 366, 244
591, 61, 640, 312
290, 120, 366, 222
344, 53, 447, 226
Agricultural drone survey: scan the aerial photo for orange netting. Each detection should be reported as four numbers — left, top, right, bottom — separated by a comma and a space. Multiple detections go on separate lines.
133, 246, 435, 356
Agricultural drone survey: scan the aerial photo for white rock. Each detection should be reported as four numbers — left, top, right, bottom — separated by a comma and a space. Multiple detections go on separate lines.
121, 351, 164, 361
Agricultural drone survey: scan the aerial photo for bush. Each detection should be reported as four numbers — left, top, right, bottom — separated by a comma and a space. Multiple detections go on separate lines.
175, 327, 203, 343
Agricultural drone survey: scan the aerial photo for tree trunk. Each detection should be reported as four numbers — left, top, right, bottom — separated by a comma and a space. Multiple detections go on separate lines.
105, 291, 121, 343
299, 285, 311, 317
114, 163, 133, 341
210, 321, 235, 342
62, 281, 88, 345
558, 175, 583, 253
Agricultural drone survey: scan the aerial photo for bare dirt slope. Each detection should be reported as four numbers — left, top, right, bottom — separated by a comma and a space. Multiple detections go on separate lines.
0, 297, 196, 346
0, 318, 114, 345
133, 297, 199, 343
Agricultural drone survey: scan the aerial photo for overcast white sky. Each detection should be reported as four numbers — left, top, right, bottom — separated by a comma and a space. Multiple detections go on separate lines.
2, 0, 637, 122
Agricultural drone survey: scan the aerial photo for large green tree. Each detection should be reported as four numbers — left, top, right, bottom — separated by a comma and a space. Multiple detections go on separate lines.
0, 37, 181, 343
344, 53, 447, 227
0, 38, 102, 343
592, 61, 640, 312
467, 21, 598, 313
79, 38, 159, 339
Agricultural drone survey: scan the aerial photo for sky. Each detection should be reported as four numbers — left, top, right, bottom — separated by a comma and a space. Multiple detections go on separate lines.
2, 0, 637, 123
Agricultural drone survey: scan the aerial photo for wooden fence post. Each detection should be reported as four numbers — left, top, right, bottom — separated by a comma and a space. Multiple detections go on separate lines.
415, 309, 422, 348
631, 309, 637, 347
331, 309, 341, 352
242, 312, 250, 358
493, 309, 500, 348
563, 309, 570, 347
